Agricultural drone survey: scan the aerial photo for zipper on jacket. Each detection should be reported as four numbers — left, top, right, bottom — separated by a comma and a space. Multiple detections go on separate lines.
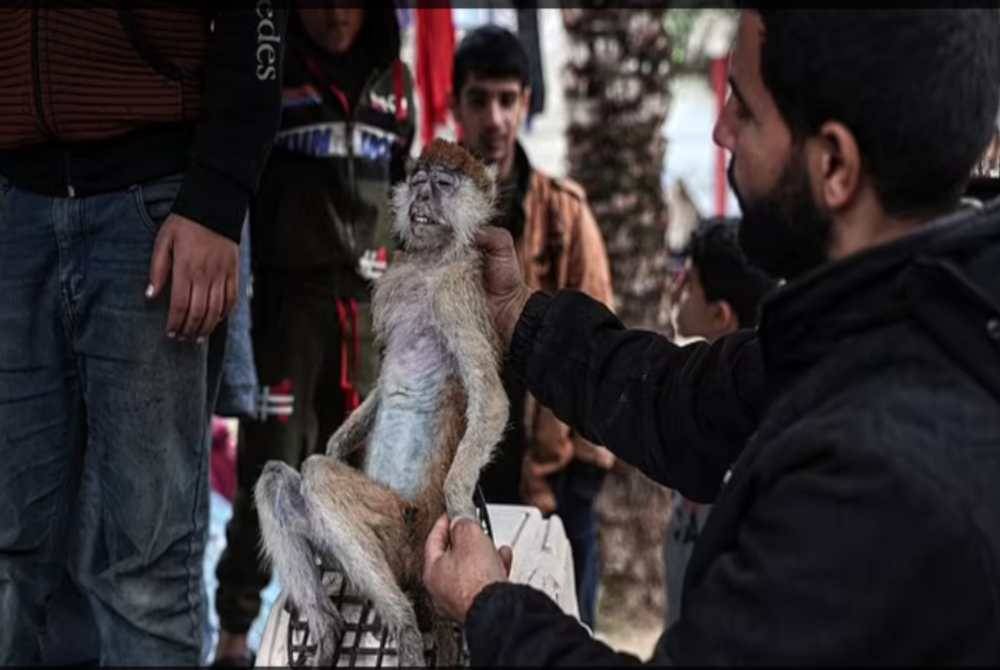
346, 70, 382, 204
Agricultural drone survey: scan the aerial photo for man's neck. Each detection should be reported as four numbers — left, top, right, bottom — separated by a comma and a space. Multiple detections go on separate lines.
828, 191, 948, 262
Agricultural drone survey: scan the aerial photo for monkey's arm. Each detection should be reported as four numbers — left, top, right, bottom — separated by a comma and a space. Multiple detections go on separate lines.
325, 390, 380, 459
434, 263, 509, 520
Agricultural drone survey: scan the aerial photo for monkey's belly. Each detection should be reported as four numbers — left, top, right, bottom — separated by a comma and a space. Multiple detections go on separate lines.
365, 386, 445, 502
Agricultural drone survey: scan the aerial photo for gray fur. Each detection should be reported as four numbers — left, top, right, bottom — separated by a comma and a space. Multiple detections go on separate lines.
255, 157, 507, 667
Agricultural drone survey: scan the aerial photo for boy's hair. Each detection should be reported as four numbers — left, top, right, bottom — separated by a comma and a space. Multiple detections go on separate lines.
689, 218, 777, 328
453, 25, 530, 96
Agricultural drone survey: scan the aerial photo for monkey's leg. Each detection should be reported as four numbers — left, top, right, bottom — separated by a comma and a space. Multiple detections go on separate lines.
434, 273, 510, 519
325, 389, 379, 459
301, 455, 427, 667
255, 461, 344, 666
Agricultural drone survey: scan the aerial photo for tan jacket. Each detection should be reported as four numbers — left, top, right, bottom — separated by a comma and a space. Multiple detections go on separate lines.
515, 166, 616, 513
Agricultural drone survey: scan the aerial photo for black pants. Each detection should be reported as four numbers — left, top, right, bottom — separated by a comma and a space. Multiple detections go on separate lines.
214, 278, 360, 634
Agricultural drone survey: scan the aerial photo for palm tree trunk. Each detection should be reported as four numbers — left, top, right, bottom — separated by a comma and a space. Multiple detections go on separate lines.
562, 6, 676, 632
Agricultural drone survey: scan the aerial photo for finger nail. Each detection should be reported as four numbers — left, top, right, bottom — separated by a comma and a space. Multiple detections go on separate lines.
167, 331, 176, 339
145, 284, 155, 299
196, 336, 206, 345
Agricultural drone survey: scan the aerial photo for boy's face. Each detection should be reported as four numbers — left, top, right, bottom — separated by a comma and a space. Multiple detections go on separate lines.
672, 259, 736, 342
297, 6, 364, 55
452, 73, 531, 180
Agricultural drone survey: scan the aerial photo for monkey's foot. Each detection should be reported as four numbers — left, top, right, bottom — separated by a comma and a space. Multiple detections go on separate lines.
397, 626, 426, 668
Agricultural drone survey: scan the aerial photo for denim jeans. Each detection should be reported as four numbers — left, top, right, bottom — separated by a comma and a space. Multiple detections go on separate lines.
0, 174, 225, 665
550, 460, 606, 628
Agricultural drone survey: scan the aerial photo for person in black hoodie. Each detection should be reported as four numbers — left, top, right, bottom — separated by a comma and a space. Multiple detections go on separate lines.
422, 9, 1000, 665
211, 5, 414, 666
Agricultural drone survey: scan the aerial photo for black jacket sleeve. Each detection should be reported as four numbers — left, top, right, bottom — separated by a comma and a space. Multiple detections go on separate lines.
171, 6, 287, 243
466, 584, 643, 666
508, 290, 765, 502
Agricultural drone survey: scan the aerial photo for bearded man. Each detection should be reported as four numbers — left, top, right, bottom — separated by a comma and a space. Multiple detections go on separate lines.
421, 8, 1000, 665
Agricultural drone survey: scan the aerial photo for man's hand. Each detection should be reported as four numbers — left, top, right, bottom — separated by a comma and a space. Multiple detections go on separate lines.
423, 514, 513, 623
146, 214, 239, 342
474, 226, 535, 348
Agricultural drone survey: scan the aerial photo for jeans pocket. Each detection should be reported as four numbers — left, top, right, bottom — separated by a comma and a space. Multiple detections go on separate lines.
132, 173, 184, 234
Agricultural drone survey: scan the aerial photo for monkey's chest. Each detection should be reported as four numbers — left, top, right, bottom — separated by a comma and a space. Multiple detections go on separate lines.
365, 333, 456, 502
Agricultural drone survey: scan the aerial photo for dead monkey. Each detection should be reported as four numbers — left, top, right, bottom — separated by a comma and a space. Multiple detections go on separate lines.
255, 140, 509, 667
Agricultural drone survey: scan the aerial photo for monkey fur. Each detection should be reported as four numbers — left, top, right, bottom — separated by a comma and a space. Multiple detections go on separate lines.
255, 140, 509, 667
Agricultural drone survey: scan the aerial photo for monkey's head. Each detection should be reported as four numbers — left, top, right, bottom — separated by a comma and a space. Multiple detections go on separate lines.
392, 139, 497, 252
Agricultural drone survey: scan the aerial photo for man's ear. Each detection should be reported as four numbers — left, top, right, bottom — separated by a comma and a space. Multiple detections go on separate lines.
712, 300, 740, 334
809, 120, 861, 211
518, 86, 533, 122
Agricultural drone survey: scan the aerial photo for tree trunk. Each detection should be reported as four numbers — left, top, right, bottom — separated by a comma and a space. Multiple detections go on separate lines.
561, 6, 675, 633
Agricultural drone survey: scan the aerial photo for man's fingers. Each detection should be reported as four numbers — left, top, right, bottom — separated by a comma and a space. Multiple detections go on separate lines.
147, 226, 174, 300
449, 516, 487, 547
498, 545, 513, 577
224, 272, 238, 320
181, 280, 209, 340
166, 272, 192, 338
423, 513, 451, 570
200, 279, 227, 338
474, 225, 516, 255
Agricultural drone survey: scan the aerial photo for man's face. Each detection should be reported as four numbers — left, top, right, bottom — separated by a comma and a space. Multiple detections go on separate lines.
297, 6, 364, 55
452, 73, 530, 177
672, 260, 729, 341
713, 12, 831, 280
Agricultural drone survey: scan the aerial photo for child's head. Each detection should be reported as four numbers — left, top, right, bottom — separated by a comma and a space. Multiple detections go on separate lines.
672, 219, 777, 342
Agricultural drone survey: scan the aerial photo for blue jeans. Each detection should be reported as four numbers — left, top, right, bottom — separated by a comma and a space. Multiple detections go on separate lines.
0, 174, 225, 664
551, 460, 606, 627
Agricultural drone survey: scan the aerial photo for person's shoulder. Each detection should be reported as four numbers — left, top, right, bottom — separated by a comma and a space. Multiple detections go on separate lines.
534, 170, 588, 203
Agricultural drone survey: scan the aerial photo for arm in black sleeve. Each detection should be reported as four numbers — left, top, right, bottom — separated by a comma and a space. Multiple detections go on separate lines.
508, 290, 765, 502
171, 5, 288, 243
466, 584, 644, 667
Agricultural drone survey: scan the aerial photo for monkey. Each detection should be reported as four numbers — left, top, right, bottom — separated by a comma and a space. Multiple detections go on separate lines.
255, 139, 509, 667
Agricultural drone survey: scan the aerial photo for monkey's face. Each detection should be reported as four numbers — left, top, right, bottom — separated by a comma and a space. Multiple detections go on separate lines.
392, 165, 494, 252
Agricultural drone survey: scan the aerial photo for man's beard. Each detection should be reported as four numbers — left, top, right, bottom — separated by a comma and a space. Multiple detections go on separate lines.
729, 152, 832, 281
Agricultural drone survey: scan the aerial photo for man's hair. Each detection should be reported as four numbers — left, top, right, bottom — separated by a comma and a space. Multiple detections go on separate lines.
754, 9, 1000, 217
453, 25, 530, 97
689, 219, 777, 328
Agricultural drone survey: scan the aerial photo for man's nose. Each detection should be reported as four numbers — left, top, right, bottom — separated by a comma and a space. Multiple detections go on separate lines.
712, 113, 734, 151
486, 99, 504, 128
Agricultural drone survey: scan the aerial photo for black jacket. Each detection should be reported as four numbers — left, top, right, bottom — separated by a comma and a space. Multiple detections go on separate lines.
251, 7, 414, 285
467, 202, 1000, 665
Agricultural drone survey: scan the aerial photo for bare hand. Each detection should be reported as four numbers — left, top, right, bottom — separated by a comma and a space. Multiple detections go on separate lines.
146, 214, 239, 342
473, 226, 535, 348
423, 514, 512, 623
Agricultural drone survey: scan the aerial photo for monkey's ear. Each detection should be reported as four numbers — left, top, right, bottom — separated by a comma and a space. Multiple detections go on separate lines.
404, 155, 417, 177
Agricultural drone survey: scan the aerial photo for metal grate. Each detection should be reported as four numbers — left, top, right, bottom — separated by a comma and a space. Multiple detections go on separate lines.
283, 489, 492, 667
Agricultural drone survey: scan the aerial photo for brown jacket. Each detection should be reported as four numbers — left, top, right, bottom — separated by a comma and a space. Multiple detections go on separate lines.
515, 163, 615, 513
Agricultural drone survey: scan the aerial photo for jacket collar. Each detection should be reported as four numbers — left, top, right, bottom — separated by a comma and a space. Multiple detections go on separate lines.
758, 199, 1000, 397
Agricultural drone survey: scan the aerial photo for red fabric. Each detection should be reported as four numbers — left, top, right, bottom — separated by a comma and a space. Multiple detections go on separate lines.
415, 6, 455, 145
335, 298, 362, 415
209, 418, 237, 503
